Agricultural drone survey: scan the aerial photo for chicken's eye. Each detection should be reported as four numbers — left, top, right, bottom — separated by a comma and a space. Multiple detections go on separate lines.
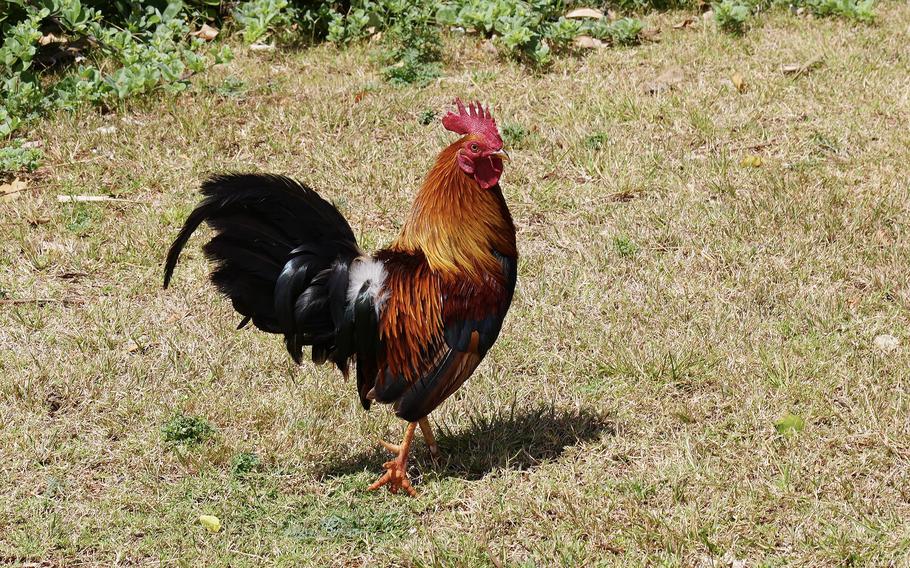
470, 143, 479, 153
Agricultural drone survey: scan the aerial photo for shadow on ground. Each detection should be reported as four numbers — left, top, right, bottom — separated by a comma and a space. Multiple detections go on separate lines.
320, 404, 616, 481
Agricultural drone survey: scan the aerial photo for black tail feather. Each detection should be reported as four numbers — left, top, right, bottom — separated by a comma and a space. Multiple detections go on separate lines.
164, 173, 360, 366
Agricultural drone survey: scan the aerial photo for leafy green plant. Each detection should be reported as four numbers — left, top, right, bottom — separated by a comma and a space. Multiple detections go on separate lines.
585, 132, 608, 150
614, 236, 639, 258
0, 140, 42, 173
233, 0, 295, 44
502, 122, 528, 147
605, 17, 645, 46
0, 0, 877, 143
0, 0, 232, 139
214, 76, 248, 97
419, 109, 437, 125
799, 0, 874, 21
327, 1, 441, 85
377, 2, 442, 86
64, 204, 96, 235
438, 0, 575, 66
611, 0, 695, 9
231, 451, 262, 477
162, 412, 214, 446
713, 0, 753, 34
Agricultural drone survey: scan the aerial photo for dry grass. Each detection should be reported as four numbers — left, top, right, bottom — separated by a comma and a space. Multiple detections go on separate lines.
2, 5, 910, 566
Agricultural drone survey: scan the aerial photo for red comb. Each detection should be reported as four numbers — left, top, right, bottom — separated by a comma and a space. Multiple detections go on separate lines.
442, 98, 503, 148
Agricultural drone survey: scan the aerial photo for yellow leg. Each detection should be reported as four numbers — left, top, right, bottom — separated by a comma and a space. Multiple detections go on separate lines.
369, 422, 418, 497
418, 417, 440, 458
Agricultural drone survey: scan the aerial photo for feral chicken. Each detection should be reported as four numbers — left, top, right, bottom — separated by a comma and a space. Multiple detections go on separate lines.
163, 99, 516, 496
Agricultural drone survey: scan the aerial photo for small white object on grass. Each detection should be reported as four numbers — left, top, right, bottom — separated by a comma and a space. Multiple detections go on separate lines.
873, 334, 899, 353
57, 195, 142, 204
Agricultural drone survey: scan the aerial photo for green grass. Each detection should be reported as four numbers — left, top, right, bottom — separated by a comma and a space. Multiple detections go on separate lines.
2, 4, 910, 565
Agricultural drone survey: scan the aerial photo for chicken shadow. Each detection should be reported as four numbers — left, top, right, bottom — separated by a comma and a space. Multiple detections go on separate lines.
320, 404, 616, 481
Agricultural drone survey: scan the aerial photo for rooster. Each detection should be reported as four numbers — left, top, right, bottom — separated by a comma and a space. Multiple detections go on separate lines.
163, 99, 516, 496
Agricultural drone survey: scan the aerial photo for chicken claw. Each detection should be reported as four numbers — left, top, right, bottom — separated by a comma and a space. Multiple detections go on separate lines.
369, 422, 418, 497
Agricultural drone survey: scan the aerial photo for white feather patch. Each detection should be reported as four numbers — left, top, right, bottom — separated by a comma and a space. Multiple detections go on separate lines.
347, 257, 388, 311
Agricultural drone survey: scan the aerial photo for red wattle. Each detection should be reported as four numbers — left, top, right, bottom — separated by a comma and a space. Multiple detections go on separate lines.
473, 156, 504, 189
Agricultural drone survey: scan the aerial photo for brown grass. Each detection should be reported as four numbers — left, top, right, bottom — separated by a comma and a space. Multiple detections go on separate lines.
2, 5, 910, 566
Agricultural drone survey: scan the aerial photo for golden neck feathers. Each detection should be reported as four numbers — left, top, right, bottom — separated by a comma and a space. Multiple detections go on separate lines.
392, 138, 516, 279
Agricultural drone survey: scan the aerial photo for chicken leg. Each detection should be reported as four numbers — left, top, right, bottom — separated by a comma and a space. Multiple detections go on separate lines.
370, 422, 418, 496
418, 417, 440, 458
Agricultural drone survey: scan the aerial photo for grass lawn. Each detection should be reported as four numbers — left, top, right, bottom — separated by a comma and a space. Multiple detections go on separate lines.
2, 4, 910, 566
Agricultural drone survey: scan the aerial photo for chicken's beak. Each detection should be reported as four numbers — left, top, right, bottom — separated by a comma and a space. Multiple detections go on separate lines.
491, 149, 510, 161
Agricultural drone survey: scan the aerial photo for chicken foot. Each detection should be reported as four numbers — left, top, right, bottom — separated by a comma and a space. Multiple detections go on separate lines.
370, 422, 418, 497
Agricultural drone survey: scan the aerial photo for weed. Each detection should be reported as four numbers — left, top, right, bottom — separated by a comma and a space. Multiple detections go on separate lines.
0, 141, 42, 174
613, 236, 639, 258
377, 3, 442, 86
800, 0, 875, 21
63, 204, 96, 236
161, 412, 214, 446
233, 0, 296, 45
214, 77, 248, 98
714, 0, 753, 34
419, 109, 437, 125
0, 0, 233, 138
585, 133, 608, 150
231, 451, 262, 477
607, 17, 646, 46
437, 0, 643, 65
502, 122, 528, 147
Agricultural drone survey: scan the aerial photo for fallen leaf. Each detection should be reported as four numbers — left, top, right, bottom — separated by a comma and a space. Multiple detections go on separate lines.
125, 340, 140, 353
640, 27, 661, 42
190, 23, 219, 41
873, 334, 899, 353
774, 413, 805, 437
353, 90, 368, 103
739, 155, 762, 167
574, 35, 605, 49
781, 56, 823, 76
199, 515, 221, 532
731, 71, 746, 92
566, 7, 604, 18
1, 178, 28, 202
249, 43, 275, 52
644, 66, 684, 94
673, 17, 697, 28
